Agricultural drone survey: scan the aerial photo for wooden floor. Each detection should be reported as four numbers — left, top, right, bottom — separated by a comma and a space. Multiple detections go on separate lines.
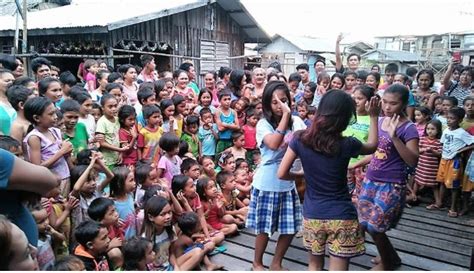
209, 204, 474, 271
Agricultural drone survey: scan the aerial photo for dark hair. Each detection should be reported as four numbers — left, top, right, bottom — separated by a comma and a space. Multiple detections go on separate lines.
196, 177, 212, 202
172, 69, 187, 80
416, 69, 435, 88
6, 85, 32, 111
314, 59, 326, 66
353, 84, 375, 100
76, 149, 94, 165
142, 104, 161, 120
53, 255, 85, 271
425, 119, 442, 139
199, 107, 212, 118
267, 71, 278, 82
231, 130, 244, 142
181, 158, 199, 174
216, 170, 233, 188
109, 166, 131, 197
453, 64, 464, 74
31, 57, 51, 73
330, 73, 345, 88
160, 99, 174, 118
371, 64, 381, 71
172, 94, 185, 113
154, 79, 166, 95
356, 70, 368, 81
38, 77, 60, 96
460, 66, 474, 79
135, 160, 154, 186
385, 63, 399, 74
308, 105, 316, 115
178, 140, 189, 157
88, 197, 115, 222
463, 96, 474, 105
235, 158, 248, 169
60, 99, 81, 113
306, 82, 317, 95
159, 132, 180, 152
218, 90, 232, 101
367, 72, 381, 86
100, 93, 116, 107
442, 96, 458, 107
141, 195, 173, 239
184, 115, 199, 127
118, 64, 136, 75
198, 89, 213, 104
296, 63, 309, 71
448, 107, 466, 121
179, 62, 193, 73
70, 164, 93, 191
415, 106, 432, 119
384, 83, 409, 107
123, 237, 152, 270
268, 61, 282, 72
107, 72, 123, 83
24, 96, 53, 125
95, 70, 109, 88
177, 212, 199, 236
245, 107, 257, 119
217, 151, 233, 166
347, 53, 361, 62
299, 89, 356, 155
12, 76, 34, 87
227, 69, 245, 97
140, 54, 154, 67
171, 174, 191, 196
261, 81, 293, 129
59, 71, 77, 87
70, 87, 92, 105
56, 108, 63, 121
0, 54, 18, 71
395, 73, 409, 84
0, 135, 20, 151
218, 66, 232, 79
137, 87, 155, 105
288, 72, 302, 83
118, 105, 136, 127
406, 67, 418, 78
343, 71, 358, 79
74, 220, 103, 247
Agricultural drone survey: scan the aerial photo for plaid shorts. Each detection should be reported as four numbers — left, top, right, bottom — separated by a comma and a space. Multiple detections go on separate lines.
303, 218, 365, 258
357, 179, 405, 234
246, 187, 302, 235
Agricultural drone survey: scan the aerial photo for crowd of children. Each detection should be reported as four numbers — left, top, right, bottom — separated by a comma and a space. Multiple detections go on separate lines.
0, 45, 473, 271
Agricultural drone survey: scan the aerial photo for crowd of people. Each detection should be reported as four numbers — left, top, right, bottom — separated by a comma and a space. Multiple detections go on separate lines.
0, 33, 473, 271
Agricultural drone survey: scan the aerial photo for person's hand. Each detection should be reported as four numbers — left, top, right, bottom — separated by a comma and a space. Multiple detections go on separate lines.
130, 127, 138, 139
336, 33, 344, 44
60, 140, 73, 155
386, 114, 400, 139
316, 85, 326, 95
65, 196, 79, 211
176, 190, 186, 202
367, 96, 381, 118
120, 144, 130, 152
169, 115, 175, 124
274, 93, 291, 115
451, 57, 461, 65
109, 237, 122, 249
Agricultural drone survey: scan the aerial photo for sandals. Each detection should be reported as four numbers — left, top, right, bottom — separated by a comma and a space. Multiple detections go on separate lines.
448, 210, 458, 218
426, 204, 441, 210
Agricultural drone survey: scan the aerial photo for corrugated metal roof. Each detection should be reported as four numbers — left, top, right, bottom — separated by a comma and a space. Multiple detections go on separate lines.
0, 0, 207, 31
362, 49, 425, 62
277, 34, 334, 53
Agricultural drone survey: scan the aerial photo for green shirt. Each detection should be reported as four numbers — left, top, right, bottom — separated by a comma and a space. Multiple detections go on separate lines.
63, 122, 89, 158
188, 82, 200, 96
343, 115, 370, 164
96, 116, 120, 166
181, 132, 199, 159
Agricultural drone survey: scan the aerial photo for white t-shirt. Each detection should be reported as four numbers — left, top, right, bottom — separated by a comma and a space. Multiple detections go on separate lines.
440, 127, 474, 159
79, 114, 97, 139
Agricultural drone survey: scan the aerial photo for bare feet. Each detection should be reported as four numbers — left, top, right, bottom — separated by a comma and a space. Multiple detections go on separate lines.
370, 256, 381, 264
251, 264, 266, 271
269, 265, 289, 271
206, 263, 224, 271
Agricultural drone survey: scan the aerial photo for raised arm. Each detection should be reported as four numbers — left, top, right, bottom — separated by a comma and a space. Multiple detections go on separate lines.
360, 96, 380, 155
335, 33, 344, 72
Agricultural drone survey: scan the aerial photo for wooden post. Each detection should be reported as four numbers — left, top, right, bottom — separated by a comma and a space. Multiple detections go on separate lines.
470, 247, 474, 271
22, 0, 28, 76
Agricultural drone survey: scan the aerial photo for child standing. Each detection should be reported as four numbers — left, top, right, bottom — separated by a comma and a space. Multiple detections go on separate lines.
110, 166, 138, 239
139, 105, 163, 163
436, 107, 474, 217
135, 86, 157, 129
435, 96, 457, 129
198, 108, 219, 159
7, 85, 33, 150
278, 89, 380, 270
194, 89, 217, 115
414, 106, 432, 137
160, 99, 178, 135
172, 94, 186, 138
215, 90, 240, 155
358, 84, 419, 270
413, 120, 443, 208
24, 97, 72, 196
225, 131, 246, 160
242, 107, 258, 163
157, 133, 183, 188
181, 115, 201, 159
196, 177, 238, 236
344, 85, 375, 199
246, 81, 307, 271
96, 94, 128, 169
296, 101, 310, 125
84, 59, 99, 92
61, 99, 89, 158
71, 90, 96, 141
118, 105, 142, 166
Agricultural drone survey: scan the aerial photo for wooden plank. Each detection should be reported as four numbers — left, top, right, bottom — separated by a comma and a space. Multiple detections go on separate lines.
395, 223, 474, 247
405, 206, 474, 226
401, 213, 474, 233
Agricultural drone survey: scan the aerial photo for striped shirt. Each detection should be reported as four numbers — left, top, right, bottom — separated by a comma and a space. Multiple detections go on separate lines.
415, 136, 442, 186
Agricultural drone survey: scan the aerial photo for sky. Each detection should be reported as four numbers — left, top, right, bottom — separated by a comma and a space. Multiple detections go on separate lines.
241, 0, 474, 43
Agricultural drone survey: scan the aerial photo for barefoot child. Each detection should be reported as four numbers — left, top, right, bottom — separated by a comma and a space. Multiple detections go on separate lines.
217, 171, 248, 227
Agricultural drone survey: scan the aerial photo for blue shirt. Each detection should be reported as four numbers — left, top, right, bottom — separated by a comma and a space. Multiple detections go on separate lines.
252, 117, 306, 192
198, 124, 218, 156
289, 136, 362, 220
114, 194, 137, 239
218, 110, 236, 140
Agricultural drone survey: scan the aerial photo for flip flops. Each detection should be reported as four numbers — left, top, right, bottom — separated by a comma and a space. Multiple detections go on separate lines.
208, 245, 227, 256
448, 210, 458, 218
426, 203, 441, 210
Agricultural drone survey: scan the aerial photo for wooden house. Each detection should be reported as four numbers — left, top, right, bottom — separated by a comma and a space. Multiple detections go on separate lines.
0, 0, 270, 81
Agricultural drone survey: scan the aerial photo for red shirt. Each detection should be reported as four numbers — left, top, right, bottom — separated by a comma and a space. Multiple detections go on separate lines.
119, 127, 144, 165
242, 124, 257, 150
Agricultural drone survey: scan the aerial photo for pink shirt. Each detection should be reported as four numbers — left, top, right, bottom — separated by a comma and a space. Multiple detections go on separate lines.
243, 124, 257, 149
122, 82, 139, 105
157, 155, 182, 188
